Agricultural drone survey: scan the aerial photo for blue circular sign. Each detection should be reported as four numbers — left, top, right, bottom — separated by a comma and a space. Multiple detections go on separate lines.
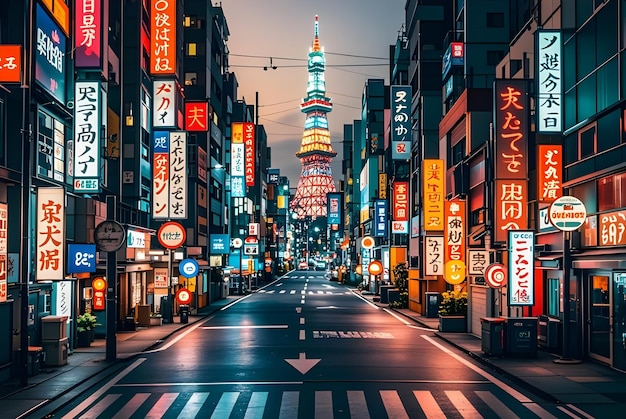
179, 258, 199, 278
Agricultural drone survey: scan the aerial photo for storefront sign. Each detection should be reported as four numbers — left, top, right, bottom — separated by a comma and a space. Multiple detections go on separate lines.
244, 123, 256, 186
154, 267, 168, 288
73, 81, 101, 192
390, 85, 412, 160
231, 123, 246, 198
484, 263, 507, 288
537, 144, 562, 202
152, 131, 187, 219
536, 30, 562, 134
35, 3, 66, 104
599, 210, 626, 246
378, 173, 387, 199
0, 45, 22, 83
67, 244, 96, 273
467, 250, 489, 276
158, 221, 186, 249
494, 179, 528, 243
185, 101, 208, 131
549, 195, 586, 232
0, 204, 6, 302
210, 234, 230, 254
494, 79, 528, 178
374, 200, 388, 238
424, 236, 444, 276
423, 159, 445, 231
36, 187, 65, 281
508, 231, 534, 306
327, 193, 342, 225
92, 277, 106, 310
392, 181, 409, 234
150, 0, 176, 75
74, 0, 102, 68
444, 201, 466, 284
153, 80, 176, 128
126, 230, 146, 248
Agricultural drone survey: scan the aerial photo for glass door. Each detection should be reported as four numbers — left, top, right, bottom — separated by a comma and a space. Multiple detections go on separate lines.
589, 274, 611, 362
613, 273, 626, 371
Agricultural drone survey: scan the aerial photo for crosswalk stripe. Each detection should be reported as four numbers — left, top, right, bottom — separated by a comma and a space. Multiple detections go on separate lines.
278, 391, 299, 419
380, 390, 409, 419
475, 391, 519, 418
211, 392, 239, 419
112, 393, 150, 419
413, 390, 445, 419
445, 390, 482, 418
78, 393, 121, 419
244, 392, 268, 419
315, 391, 333, 419
279, 290, 286, 294
177, 392, 209, 419
290, 290, 296, 294
145, 392, 179, 418
347, 390, 370, 419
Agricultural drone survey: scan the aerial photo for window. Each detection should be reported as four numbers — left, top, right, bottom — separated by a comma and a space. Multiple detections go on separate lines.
183, 15, 197, 28
486, 12, 504, 28
598, 172, 626, 211
547, 277, 560, 317
185, 43, 197, 57
487, 50, 504, 66
184, 72, 197, 86
579, 123, 597, 159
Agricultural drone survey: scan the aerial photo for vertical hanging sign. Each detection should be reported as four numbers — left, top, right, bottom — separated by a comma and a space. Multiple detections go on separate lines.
508, 231, 535, 306
74, 0, 102, 68
390, 85, 412, 160
152, 131, 170, 218
423, 159, 445, 231
36, 187, 65, 281
73, 81, 101, 192
153, 79, 177, 128
0, 204, 7, 302
536, 30, 562, 134
391, 181, 409, 234
493, 79, 529, 243
169, 131, 187, 219
373, 200, 388, 238
230, 123, 246, 198
244, 122, 256, 186
537, 144, 562, 202
443, 200, 466, 285
424, 236, 444, 276
150, 0, 176, 75
185, 101, 209, 131
0, 45, 22, 83
327, 193, 342, 225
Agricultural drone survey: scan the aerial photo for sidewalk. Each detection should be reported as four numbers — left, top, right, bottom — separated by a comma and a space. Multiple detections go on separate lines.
0, 296, 239, 419
362, 292, 626, 417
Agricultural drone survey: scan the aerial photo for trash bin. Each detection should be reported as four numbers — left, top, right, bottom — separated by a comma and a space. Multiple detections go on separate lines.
425, 292, 440, 318
179, 305, 189, 324
481, 317, 505, 357
505, 317, 538, 357
379, 285, 395, 304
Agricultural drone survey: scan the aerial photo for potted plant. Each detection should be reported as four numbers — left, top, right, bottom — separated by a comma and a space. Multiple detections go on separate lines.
389, 262, 409, 309
438, 289, 468, 332
76, 312, 100, 347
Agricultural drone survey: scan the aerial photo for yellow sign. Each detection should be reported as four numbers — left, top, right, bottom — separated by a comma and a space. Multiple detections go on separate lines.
444, 260, 466, 285
379, 173, 387, 199
187, 276, 196, 292
423, 159, 445, 231
247, 259, 254, 272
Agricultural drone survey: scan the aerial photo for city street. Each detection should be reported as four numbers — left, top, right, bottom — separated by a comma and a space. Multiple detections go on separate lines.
47, 271, 574, 418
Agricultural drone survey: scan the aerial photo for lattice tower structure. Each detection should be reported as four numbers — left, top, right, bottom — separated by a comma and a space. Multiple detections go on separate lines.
291, 15, 337, 219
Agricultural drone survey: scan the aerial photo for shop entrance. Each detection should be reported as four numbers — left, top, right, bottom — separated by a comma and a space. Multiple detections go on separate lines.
613, 273, 626, 371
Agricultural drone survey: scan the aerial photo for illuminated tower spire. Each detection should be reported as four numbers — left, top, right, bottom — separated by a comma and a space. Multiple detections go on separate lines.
291, 15, 337, 218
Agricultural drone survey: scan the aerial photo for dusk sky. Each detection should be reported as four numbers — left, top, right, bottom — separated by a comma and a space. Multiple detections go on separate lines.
220, 0, 406, 187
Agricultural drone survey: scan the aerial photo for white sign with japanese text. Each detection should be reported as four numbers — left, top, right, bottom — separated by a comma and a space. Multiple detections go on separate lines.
153, 79, 176, 128
468, 250, 490, 276
508, 231, 534, 306
424, 236, 444, 276
73, 81, 100, 191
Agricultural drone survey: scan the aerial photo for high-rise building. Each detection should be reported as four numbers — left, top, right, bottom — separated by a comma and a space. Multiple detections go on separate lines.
291, 16, 337, 218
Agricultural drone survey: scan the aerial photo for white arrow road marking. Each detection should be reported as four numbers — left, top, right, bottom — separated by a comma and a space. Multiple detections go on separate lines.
285, 352, 321, 375
321, 284, 336, 289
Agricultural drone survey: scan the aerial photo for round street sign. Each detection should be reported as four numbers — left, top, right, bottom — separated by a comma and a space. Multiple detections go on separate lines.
179, 258, 199, 278
368, 260, 383, 275
484, 263, 507, 288
549, 196, 587, 232
444, 260, 466, 285
94, 220, 126, 252
231, 238, 243, 249
158, 222, 186, 249
362, 236, 375, 249
176, 288, 193, 305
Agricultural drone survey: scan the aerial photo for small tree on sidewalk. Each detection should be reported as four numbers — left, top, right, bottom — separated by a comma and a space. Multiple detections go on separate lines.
390, 262, 409, 308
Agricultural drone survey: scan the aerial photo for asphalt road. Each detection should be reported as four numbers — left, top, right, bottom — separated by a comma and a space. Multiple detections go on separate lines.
52, 271, 571, 418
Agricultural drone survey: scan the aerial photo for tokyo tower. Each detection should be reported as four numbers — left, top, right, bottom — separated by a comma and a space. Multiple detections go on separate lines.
290, 15, 337, 218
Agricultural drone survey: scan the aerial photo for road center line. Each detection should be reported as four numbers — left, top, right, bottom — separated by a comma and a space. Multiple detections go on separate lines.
300, 318, 305, 325
299, 330, 306, 340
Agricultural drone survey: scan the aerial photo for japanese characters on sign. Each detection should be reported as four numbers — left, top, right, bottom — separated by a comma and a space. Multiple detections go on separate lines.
390, 85, 412, 160
391, 181, 409, 234
494, 179, 528, 243
74, 0, 102, 68
0, 204, 6, 302
508, 231, 535, 306
444, 201, 466, 280
67, 244, 97, 273
378, 173, 387, 199
600, 210, 626, 246
536, 30, 562, 134
0, 45, 22, 83
153, 80, 176, 128
230, 123, 246, 198
537, 144, 562, 202
424, 236, 444, 276
373, 200, 388, 238
154, 267, 169, 288
150, 0, 176, 75
493, 79, 529, 242
468, 250, 490, 276
73, 81, 101, 192
185, 101, 209, 132
36, 3, 66, 104
36, 187, 65, 281
327, 193, 342, 225
423, 159, 445, 231
243, 123, 256, 186
152, 131, 187, 219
